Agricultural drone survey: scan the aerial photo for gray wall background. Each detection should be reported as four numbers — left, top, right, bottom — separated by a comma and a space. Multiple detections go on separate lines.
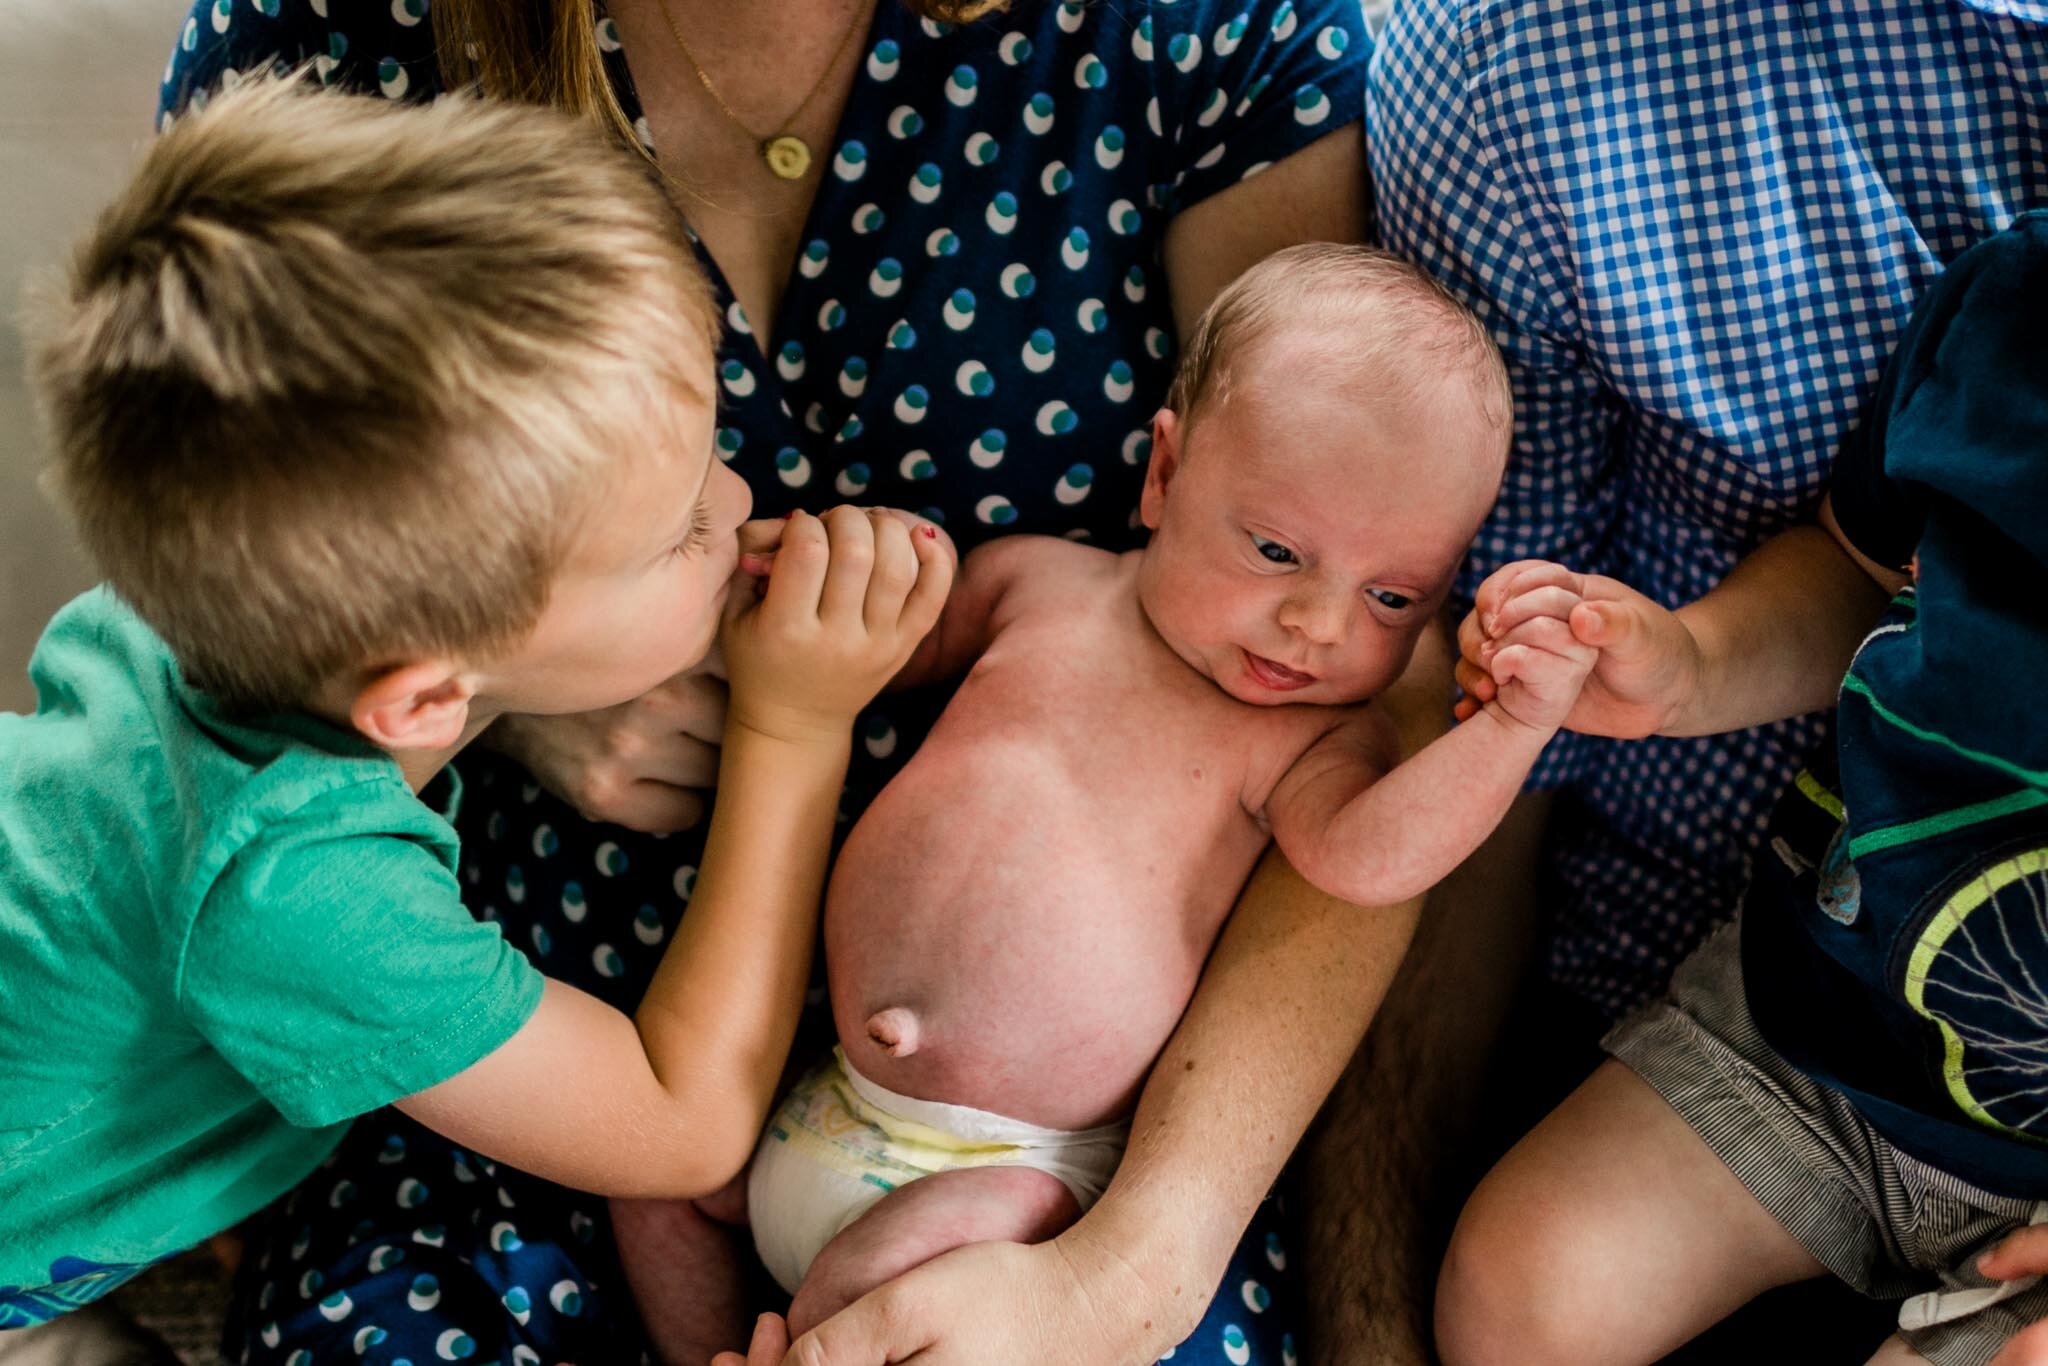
3, 2, 186, 712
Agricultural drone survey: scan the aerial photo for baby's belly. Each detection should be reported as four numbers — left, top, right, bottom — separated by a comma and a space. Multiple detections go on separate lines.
825, 742, 1248, 1131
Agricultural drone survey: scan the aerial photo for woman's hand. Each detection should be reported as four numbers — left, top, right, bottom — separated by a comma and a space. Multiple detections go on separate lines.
722, 506, 954, 745
765, 1232, 1167, 1366
486, 672, 728, 833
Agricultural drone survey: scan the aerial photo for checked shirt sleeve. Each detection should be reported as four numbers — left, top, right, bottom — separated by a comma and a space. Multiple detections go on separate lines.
1367, 0, 1620, 786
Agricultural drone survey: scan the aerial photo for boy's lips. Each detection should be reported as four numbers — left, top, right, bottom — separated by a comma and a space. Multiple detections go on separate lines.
1242, 649, 1316, 691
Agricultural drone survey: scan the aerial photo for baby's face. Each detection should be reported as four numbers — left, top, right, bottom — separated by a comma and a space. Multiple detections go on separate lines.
1136, 359, 1501, 707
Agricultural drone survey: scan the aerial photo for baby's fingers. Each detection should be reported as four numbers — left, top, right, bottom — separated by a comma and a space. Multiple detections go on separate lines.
1489, 584, 1585, 640
1474, 559, 1577, 627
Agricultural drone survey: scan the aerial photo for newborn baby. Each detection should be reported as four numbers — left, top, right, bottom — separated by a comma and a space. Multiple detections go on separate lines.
747, 245, 1586, 1335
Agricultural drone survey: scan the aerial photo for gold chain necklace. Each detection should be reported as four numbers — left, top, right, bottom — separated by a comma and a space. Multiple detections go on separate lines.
653, 0, 868, 181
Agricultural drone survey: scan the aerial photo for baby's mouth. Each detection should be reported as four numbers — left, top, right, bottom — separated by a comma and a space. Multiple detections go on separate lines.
1242, 649, 1316, 691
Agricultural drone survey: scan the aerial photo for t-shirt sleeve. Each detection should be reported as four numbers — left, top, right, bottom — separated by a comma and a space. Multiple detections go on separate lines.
179, 784, 544, 1129
1830, 213, 2048, 572
1149, 0, 1371, 215
1823, 351, 1921, 573
159, 0, 440, 126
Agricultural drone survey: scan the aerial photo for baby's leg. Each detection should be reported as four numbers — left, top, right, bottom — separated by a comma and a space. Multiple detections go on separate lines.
1434, 1061, 1828, 1366
786, 1165, 1079, 1338
611, 1189, 753, 1366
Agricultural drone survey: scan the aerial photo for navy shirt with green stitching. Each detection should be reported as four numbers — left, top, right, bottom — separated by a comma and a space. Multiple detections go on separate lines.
1742, 212, 2048, 1198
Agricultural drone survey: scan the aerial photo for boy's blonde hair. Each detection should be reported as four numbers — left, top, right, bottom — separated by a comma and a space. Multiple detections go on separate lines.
34, 77, 719, 712
1166, 243, 1513, 443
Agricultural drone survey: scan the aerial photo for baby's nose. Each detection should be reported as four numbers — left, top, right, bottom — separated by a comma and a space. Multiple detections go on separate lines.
1280, 589, 1350, 645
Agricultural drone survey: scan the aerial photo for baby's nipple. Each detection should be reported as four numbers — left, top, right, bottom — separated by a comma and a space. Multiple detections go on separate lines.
864, 1006, 920, 1058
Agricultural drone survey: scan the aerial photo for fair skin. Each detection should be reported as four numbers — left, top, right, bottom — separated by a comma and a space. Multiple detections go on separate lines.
1428, 497, 2008, 1365
321, 368, 953, 1200
730, 343, 1562, 1347
492, 1, 1393, 1357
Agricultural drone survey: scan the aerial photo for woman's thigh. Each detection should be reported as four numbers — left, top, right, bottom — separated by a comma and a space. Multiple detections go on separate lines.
224, 1112, 647, 1365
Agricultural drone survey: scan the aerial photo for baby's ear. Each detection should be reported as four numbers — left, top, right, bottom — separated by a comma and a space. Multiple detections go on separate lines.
349, 660, 475, 754
1139, 407, 1184, 531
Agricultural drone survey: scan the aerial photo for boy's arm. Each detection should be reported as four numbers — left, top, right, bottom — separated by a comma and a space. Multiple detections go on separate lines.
1268, 618, 1586, 908
399, 508, 951, 1198
1457, 497, 1902, 741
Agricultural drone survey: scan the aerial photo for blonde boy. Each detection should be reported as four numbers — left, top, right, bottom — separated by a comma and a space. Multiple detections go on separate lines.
0, 77, 947, 1335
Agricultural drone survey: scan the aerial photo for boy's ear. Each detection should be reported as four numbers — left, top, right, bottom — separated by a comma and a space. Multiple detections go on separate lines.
349, 660, 475, 753
1139, 407, 1184, 532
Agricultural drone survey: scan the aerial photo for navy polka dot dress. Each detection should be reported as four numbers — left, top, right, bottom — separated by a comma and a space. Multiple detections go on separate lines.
164, 2, 1365, 1362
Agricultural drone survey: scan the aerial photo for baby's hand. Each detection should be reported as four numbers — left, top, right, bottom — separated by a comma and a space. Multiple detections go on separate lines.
1455, 560, 1702, 739
720, 507, 954, 744
1468, 576, 1597, 734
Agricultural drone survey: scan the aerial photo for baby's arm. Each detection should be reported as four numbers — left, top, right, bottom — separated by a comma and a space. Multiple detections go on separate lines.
1456, 496, 1904, 741
1267, 606, 1595, 908
887, 533, 1044, 690
397, 508, 952, 1199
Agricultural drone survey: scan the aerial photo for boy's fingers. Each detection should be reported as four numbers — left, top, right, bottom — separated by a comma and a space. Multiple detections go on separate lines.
736, 518, 787, 558
898, 521, 956, 636
762, 510, 830, 618
1981, 1224, 2048, 1279
865, 512, 919, 631
1456, 609, 1488, 666
816, 505, 878, 624
1453, 656, 1495, 702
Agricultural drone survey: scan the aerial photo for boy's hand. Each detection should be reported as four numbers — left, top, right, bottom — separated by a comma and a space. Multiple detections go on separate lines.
1455, 560, 1704, 739
720, 507, 954, 744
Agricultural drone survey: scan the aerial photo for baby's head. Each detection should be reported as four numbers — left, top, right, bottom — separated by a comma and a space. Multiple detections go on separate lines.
36, 79, 749, 750
1136, 244, 1511, 706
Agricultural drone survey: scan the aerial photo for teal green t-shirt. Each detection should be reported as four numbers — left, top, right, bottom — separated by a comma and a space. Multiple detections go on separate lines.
0, 589, 544, 1291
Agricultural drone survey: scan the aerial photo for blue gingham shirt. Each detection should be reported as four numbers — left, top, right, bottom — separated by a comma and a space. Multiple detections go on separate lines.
1368, 0, 2048, 1015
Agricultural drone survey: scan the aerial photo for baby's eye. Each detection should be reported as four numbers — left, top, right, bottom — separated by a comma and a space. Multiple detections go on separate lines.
674, 502, 716, 557
1251, 535, 1297, 566
1368, 588, 1413, 610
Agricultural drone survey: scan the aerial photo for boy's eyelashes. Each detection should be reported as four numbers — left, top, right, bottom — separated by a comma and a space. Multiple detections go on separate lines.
673, 500, 717, 558
1245, 532, 1415, 611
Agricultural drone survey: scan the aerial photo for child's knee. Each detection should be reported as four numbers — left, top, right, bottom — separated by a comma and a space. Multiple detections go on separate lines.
1434, 1163, 1598, 1366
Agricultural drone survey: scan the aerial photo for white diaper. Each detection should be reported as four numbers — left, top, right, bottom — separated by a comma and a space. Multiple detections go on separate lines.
747, 1047, 1129, 1294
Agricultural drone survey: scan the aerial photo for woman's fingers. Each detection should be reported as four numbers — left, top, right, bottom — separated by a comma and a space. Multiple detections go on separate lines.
817, 505, 879, 625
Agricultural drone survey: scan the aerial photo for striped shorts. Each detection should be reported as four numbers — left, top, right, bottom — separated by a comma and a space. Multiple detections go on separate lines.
1605, 923, 2048, 1366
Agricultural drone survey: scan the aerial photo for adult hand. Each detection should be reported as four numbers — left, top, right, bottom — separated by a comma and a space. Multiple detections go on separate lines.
485, 670, 728, 834
778, 1233, 1166, 1366
1455, 560, 1703, 739
1981, 1227, 2048, 1366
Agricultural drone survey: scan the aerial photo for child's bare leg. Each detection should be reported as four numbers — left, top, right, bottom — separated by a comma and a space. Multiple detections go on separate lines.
612, 1191, 753, 1366
1866, 1337, 1932, 1363
1434, 1060, 1828, 1366
786, 1165, 1079, 1338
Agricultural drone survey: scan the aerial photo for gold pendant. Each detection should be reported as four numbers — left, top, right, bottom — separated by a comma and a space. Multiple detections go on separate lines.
762, 135, 812, 180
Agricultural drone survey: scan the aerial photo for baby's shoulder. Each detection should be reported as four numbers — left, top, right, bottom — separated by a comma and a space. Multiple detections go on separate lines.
965, 532, 1123, 596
